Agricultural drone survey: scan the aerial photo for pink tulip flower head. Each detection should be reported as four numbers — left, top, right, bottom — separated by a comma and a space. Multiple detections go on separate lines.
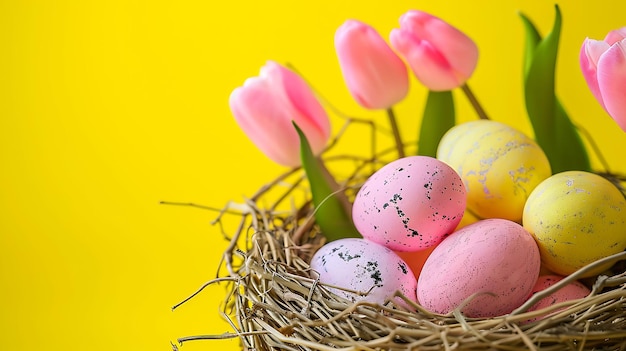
335, 19, 409, 109
229, 61, 331, 166
580, 27, 626, 132
390, 10, 478, 91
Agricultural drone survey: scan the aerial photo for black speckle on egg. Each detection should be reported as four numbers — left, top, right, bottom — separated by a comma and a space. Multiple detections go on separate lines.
330, 246, 342, 254
398, 262, 408, 275
390, 193, 403, 204
396, 208, 406, 218
338, 251, 361, 262
366, 261, 383, 287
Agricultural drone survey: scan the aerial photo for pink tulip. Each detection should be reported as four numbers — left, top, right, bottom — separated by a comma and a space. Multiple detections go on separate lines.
229, 61, 331, 166
390, 10, 478, 91
580, 27, 626, 132
334, 20, 409, 109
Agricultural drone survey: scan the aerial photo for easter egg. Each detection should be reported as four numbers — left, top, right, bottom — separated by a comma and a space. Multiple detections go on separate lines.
523, 171, 626, 277
352, 156, 466, 251
418, 218, 541, 317
310, 238, 417, 305
436, 120, 551, 222
525, 275, 590, 322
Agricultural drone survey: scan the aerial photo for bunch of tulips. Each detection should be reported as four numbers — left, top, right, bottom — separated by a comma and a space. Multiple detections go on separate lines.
226, 5, 625, 241
229, 7, 624, 168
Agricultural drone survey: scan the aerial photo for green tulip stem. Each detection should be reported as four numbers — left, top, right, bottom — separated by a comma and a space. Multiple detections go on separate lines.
386, 107, 406, 158
461, 83, 490, 120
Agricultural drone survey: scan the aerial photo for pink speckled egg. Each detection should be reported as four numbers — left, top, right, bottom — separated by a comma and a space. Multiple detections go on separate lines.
310, 238, 417, 306
525, 275, 591, 322
418, 219, 541, 318
352, 156, 466, 251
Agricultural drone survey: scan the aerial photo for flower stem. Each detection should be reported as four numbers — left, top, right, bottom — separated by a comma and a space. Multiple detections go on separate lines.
461, 83, 489, 120
386, 107, 405, 158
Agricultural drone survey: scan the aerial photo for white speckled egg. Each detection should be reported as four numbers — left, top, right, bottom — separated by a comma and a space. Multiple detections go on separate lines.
525, 275, 590, 322
418, 219, 541, 317
310, 238, 417, 305
352, 156, 466, 251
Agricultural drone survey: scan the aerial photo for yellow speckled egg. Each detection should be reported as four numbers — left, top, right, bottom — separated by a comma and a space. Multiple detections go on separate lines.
437, 120, 551, 222
523, 171, 626, 277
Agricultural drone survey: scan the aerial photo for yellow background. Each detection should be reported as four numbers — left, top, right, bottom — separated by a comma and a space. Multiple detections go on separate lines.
2, 1, 625, 350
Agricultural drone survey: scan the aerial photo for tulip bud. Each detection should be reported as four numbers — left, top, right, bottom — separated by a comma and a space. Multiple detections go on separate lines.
334, 20, 409, 109
390, 10, 478, 91
229, 61, 331, 166
580, 27, 626, 132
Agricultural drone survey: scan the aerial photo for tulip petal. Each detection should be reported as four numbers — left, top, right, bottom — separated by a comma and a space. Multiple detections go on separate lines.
392, 10, 477, 91
580, 39, 610, 109
604, 27, 626, 45
597, 39, 626, 132
335, 20, 409, 109
229, 79, 301, 166
271, 62, 331, 151
398, 11, 478, 86
229, 61, 331, 166
390, 28, 461, 91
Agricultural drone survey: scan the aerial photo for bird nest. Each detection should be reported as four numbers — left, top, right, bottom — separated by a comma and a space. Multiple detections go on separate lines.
171, 123, 626, 351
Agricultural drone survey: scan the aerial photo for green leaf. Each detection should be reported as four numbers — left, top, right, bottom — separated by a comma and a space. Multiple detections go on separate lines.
519, 12, 542, 77
418, 90, 455, 157
294, 122, 361, 242
522, 5, 591, 173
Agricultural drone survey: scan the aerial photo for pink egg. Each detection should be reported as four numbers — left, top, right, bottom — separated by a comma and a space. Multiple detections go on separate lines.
310, 238, 417, 306
525, 275, 591, 322
352, 156, 466, 251
418, 219, 541, 318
